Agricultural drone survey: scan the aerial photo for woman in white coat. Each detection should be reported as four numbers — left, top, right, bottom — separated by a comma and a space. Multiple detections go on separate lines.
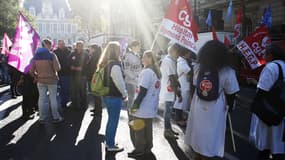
250, 44, 285, 160
174, 47, 194, 127
184, 40, 240, 159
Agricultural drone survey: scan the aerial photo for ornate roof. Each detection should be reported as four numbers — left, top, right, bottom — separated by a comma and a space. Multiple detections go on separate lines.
23, 0, 71, 17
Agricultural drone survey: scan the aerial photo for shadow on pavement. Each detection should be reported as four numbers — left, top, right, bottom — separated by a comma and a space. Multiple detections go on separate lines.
0, 108, 105, 160
0, 101, 22, 120
166, 138, 189, 160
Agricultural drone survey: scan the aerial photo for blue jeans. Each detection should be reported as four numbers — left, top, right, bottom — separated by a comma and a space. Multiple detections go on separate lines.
37, 83, 62, 121
164, 101, 174, 130
103, 97, 122, 147
58, 76, 70, 107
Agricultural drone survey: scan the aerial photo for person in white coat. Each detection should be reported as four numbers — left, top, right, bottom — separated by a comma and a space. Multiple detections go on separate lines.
160, 43, 182, 139
184, 40, 240, 159
173, 47, 194, 127
250, 44, 285, 160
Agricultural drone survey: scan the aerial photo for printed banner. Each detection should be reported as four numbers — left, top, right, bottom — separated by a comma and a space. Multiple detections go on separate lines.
237, 26, 271, 69
159, 0, 198, 53
8, 12, 40, 73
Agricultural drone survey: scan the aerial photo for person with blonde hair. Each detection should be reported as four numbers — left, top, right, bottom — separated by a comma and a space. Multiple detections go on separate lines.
128, 50, 161, 157
97, 41, 128, 152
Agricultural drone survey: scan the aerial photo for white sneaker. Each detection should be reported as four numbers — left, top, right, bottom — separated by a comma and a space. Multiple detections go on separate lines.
106, 145, 124, 152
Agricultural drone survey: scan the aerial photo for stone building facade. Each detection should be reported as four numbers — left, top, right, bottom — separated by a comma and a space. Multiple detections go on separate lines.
23, 0, 78, 45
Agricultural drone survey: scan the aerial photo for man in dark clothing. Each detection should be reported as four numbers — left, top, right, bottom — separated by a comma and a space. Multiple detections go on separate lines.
8, 66, 21, 98
86, 44, 102, 116
20, 73, 39, 119
69, 41, 89, 110
54, 40, 71, 109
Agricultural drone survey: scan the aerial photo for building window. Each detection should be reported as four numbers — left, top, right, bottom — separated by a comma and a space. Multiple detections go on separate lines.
72, 25, 76, 33
53, 24, 57, 33
61, 23, 64, 32
68, 24, 71, 33
38, 23, 42, 33
59, 8, 65, 19
29, 7, 36, 16
42, 23, 46, 33
46, 23, 50, 33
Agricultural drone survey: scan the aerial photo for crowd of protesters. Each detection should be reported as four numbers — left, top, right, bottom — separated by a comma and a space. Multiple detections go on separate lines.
0, 38, 285, 160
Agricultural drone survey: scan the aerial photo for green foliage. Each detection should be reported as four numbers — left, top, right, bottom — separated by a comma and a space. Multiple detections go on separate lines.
68, 0, 103, 40
0, 0, 36, 39
0, 0, 19, 38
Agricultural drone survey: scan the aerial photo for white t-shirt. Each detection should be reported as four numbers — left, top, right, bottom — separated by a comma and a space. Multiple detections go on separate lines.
185, 65, 240, 157
159, 55, 177, 102
251, 60, 285, 154
133, 68, 161, 118
122, 52, 142, 85
177, 57, 191, 90
174, 57, 191, 110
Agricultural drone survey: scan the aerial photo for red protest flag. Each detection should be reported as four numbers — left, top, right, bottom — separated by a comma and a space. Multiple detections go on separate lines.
159, 0, 199, 53
224, 35, 231, 46
236, 25, 271, 69
211, 26, 218, 41
1, 33, 13, 55
234, 7, 242, 39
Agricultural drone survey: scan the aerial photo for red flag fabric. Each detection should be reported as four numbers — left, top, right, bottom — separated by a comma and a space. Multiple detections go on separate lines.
224, 35, 231, 46
211, 26, 218, 41
234, 7, 242, 39
1, 33, 13, 55
8, 12, 40, 73
159, 0, 199, 53
236, 26, 271, 69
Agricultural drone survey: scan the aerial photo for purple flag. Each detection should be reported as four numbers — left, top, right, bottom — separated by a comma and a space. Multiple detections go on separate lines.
8, 12, 40, 73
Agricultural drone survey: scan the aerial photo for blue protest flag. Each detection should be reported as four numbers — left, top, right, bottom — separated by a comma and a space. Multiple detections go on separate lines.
261, 5, 272, 28
225, 0, 232, 22
206, 10, 212, 27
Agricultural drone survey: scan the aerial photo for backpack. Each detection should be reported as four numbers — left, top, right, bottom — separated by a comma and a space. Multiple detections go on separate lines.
90, 67, 109, 96
196, 69, 219, 101
250, 62, 285, 126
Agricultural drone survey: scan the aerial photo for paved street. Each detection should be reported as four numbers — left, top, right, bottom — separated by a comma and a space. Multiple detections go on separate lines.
0, 84, 259, 160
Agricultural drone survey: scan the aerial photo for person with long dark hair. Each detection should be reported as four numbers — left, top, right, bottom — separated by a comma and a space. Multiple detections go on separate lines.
184, 40, 240, 159
250, 44, 285, 160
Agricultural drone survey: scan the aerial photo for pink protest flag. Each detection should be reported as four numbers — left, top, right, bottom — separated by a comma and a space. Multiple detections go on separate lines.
8, 12, 40, 73
1, 33, 13, 55
159, 0, 199, 53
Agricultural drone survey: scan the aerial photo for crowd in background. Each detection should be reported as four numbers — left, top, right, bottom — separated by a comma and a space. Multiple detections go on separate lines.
0, 39, 285, 160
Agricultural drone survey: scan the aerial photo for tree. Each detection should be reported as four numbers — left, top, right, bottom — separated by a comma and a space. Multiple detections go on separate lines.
68, 0, 103, 40
0, 0, 19, 38
0, 0, 36, 40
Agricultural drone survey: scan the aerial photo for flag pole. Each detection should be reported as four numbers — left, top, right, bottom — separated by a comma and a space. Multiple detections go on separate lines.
150, 25, 161, 51
228, 113, 236, 152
